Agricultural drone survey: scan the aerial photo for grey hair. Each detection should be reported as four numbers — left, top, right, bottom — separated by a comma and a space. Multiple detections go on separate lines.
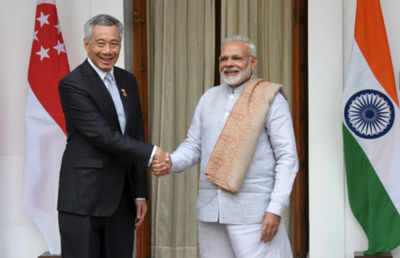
221, 35, 256, 57
84, 14, 124, 42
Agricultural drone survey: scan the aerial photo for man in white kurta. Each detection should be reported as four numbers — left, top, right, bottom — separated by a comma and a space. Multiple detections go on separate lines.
153, 35, 298, 258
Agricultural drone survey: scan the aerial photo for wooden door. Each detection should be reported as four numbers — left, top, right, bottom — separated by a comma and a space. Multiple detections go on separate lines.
291, 0, 309, 257
132, 1, 151, 258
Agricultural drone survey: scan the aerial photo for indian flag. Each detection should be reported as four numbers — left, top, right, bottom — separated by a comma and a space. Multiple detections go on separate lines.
343, 0, 400, 255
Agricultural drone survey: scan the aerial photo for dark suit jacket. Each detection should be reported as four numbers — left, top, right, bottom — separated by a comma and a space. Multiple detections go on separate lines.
57, 60, 153, 217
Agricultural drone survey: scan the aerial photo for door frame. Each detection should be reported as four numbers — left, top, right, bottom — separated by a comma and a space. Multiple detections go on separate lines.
291, 0, 309, 257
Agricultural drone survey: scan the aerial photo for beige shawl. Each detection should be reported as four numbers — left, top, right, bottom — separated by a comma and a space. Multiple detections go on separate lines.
205, 78, 281, 193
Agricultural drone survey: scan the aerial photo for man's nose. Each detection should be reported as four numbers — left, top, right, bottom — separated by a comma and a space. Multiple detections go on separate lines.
103, 44, 112, 54
225, 58, 236, 67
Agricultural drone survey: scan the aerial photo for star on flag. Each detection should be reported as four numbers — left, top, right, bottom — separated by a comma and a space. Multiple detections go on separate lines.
53, 40, 66, 55
36, 46, 50, 61
54, 23, 61, 34
36, 12, 50, 27
33, 31, 38, 41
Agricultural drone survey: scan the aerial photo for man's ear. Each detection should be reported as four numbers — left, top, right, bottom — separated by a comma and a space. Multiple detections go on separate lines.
250, 56, 258, 71
83, 38, 89, 51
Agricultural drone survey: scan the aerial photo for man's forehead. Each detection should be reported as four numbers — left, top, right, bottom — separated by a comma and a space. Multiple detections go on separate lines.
92, 25, 120, 36
221, 41, 249, 55
94, 37, 121, 42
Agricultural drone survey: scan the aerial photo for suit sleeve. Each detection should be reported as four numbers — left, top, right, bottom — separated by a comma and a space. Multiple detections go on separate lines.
59, 77, 153, 162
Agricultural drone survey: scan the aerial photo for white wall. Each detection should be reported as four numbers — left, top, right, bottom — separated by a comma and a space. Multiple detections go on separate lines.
309, 0, 400, 257
308, 0, 345, 257
0, 1, 124, 257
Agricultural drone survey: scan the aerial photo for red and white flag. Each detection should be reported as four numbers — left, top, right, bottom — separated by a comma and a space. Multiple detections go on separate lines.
24, 0, 69, 254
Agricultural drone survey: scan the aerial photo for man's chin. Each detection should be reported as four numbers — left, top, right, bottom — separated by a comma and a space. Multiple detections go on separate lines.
98, 59, 116, 71
99, 64, 113, 72
222, 77, 248, 87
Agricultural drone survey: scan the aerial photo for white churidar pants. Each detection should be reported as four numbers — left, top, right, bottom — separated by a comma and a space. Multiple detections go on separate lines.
198, 221, 293, 258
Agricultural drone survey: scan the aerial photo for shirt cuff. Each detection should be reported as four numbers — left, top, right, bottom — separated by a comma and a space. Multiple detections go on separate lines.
135, 197, 146, 200
147, 146, 156, 167
266, 200, 284, 216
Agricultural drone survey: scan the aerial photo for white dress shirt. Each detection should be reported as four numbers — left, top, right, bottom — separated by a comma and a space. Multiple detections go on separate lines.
87, 58, 126, 132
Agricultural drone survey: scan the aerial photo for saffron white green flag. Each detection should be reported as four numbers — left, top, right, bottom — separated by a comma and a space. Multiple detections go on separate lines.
343, 0, 400, 255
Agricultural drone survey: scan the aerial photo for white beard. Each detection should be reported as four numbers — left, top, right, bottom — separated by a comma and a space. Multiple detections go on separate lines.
221, 62, 252, 86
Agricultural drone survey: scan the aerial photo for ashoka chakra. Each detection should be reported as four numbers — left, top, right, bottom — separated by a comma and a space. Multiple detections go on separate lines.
344, 89, 394, 139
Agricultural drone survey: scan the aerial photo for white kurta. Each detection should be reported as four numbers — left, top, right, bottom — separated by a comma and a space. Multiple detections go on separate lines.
170, 80, 298, 257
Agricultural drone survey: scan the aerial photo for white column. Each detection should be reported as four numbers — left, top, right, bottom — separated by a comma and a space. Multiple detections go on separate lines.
308, 0, 345, 257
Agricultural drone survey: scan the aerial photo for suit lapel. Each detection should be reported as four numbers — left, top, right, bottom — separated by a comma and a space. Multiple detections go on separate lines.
80, 61, 121, 130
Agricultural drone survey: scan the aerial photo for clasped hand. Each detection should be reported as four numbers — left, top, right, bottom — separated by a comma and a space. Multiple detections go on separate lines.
151, 146, 171, 176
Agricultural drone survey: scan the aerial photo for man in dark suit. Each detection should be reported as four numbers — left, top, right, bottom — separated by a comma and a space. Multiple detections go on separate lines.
57, 14, 167, 258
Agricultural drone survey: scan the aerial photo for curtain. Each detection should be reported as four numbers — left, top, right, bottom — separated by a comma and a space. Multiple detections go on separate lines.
221, 0, 292, 104
147, 1, 215, 257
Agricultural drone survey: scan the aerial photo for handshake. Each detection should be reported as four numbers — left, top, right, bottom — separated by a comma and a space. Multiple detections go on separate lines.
152, 146, 171, 176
